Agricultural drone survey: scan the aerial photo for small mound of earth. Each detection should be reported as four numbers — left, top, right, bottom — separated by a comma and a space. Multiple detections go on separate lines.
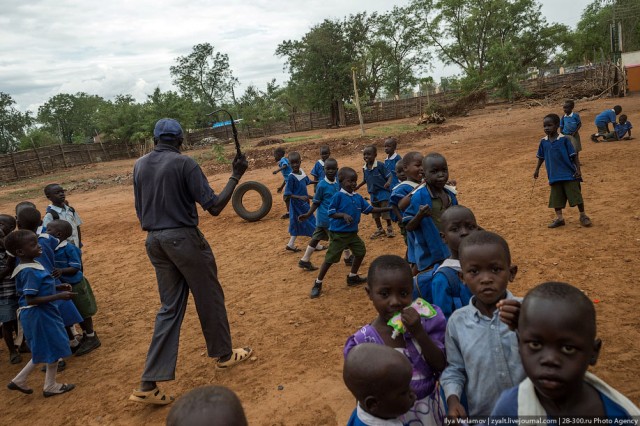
256, 138, 285, 147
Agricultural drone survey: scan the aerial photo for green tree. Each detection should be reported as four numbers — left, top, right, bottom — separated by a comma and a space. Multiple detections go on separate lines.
0, 92, 32, 153
95, 94, 147, 143
170, 43, 238, 111
238, 79, 288, 128
37, 93, 106, 144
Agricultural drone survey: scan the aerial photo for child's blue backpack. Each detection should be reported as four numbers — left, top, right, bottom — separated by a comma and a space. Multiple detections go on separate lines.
413, 265, 464, 310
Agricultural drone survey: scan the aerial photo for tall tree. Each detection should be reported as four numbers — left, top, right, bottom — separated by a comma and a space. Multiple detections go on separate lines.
0, 92, 32, 153
37, 93, 105, 144
170, 43, 238, 111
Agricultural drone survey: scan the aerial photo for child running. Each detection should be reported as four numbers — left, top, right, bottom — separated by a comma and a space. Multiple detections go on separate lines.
47, 220, 101, 356
166, 385, 248, 426
298, 158, 351, 271
272, 147, 292, 219
356, 145, 395, 239
344, 255, 447, 425
5, 230, 76, 397
491, 282, 640, 420
534, 113, 592, 228
310, 145, 331, 183
559, 100, 582, 160
431, 205, 477, 320
309, 167, 391, 299
283, 152, 316, 252
384, 137, 402, 189
0, 214, 20, 364
440, 231, 525, 418
42, 183, 83, 247
344, 343, 417, 426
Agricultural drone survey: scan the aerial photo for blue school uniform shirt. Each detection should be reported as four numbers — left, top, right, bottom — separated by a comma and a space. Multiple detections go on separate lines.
402, 185, 456, 272
559, 112, 581, 135
440, 291, 526, 417
347, 405, 403, 426
310, 159, 326, 181
615, 121, 632, 138
279, 157, 292, 181
384, 153, 402, 188
313, 177, 340, 228
328, 189, 373, 233
595, 109, 617, 127
362, 161, 391, 202
54, 241, 83, 284
536, 135, 579, 184
431, 259, 472, 321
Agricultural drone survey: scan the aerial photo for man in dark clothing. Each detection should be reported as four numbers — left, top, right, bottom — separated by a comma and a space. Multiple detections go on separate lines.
129, 118, 252, 405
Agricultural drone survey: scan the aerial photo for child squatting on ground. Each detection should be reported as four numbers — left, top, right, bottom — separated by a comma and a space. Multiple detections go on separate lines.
5, 230, 76, 397
591, 105, 622, 142
298, 158, 353, 271
344, 343, 417, 426
273, 147, 292, 219
592, 114, 633, 142
534, 114, 592, 228
491, 282, 640, 421
344, 255, 447, 426
309, 167, 391, 299
440, 231, 525, 418
166, 385, 248, 426
356, 145, 395, 239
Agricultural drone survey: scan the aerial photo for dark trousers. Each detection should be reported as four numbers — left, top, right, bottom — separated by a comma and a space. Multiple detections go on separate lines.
141, 227, 232, 382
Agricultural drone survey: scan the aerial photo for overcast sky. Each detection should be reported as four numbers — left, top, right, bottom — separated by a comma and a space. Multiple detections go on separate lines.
1, 0, 592, 113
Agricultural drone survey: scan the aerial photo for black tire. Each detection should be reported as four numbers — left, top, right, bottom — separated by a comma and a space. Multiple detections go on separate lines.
231, 181, 273, 222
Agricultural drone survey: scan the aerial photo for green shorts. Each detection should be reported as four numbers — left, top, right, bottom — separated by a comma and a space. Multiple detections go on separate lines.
311, 226, 330, 242
597, 125, 609, 135
565, 133, 582, 153
371, 200, 390, 220
325, 231, 366, 264
71, 277, 98, 319
549, 180, 583, 209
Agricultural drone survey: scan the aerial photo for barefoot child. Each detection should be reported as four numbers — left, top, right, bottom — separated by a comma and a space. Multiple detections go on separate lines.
310, 145, 331, 183
309, 167, 391, 299
491, 282, 640, 420
272, 147, 292, 219
0, 215, 20, 364
166, 385, 248, 426
42, 183, 83, 247
431, 205, 477, 320
344, 255, 447, 425
283, 152, 316, 252
384, 137, 402, 189
298, 158, 351, 271
47, 220, 100, 356
344, 343, 417, 426
356, 145, 395, 238
5, 230, 76, 397
440, 231, 525, 418
534, 113, 592, 228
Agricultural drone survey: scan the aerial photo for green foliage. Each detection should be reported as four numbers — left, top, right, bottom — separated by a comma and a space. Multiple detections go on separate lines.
0, 92, 32, 154
37, 93, 106, 144
212, 143, 230, 164
237, 80, 288, 129
19, 128, 58, 150
170, 43, 238, 111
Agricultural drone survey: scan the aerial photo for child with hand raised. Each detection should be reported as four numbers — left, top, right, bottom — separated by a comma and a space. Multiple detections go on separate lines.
5, 230, 76, 397
345, 255, 447, 426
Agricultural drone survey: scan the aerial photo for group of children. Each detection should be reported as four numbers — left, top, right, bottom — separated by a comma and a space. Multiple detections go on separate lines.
265, 103, 638, 425
590, 105, 633, 142
0, 184, 100, 397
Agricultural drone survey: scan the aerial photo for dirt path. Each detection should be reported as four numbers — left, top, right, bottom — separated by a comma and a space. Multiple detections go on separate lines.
1, 96, 639, 425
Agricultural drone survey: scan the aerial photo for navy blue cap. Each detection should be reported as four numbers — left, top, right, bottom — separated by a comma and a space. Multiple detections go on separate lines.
154, 118, 183, 140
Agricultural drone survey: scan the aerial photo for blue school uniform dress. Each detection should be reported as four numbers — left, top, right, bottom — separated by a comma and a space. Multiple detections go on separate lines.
595, 109, 617, 129
615, 121, 633, 138
313, 177, 340, 229
430, 259, 472, 321
310, 159, 326, 182
536, 135, 580, 184
12, 262, 71, 364
362, 161, 391, 203
560, 112, 581, 135
384, 153, 402, 188
284, 170, 316, 237
403, 185, 457, 272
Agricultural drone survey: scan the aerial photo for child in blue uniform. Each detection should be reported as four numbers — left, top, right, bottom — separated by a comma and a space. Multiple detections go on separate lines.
390, 152, 423, 264
431, 205, 477, 320
384, 137, 402, 189
344, 343, 416, 426
283, 152, 316, 252
47, 220, 100, 356
0, 214, 21, 364
310, 145, 330, 183
4, 230, 76, 397
309, 167, 391, 299
591, 105, 622, 141
559, 100, 582, 159
298, 158, 351, 271
272, 147, 292, 219
534, 113, 592, 228
593, 114, 633, 142
356, 145, 394, 239
491, 282, 640, 421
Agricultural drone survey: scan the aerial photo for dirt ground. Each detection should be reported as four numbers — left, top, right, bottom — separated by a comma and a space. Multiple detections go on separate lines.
1, 96, 639, 425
